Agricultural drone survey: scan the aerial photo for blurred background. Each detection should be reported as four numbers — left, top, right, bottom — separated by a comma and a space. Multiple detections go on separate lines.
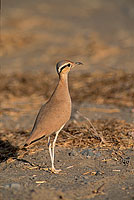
1, 2, 134, 198
2, 0, 134, 74
1, 0, 134, 131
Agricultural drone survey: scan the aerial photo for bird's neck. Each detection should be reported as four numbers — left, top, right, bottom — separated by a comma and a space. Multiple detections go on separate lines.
59, 73, 68, 85
55, 73, 69, 96
48, 73, 70, 103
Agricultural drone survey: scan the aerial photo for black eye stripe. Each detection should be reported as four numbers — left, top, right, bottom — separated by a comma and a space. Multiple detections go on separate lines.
59, 63, 71, 72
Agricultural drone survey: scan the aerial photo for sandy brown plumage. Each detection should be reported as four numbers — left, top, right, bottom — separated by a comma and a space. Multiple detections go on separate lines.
25, 74, 71, 145
24, 60, 83, 173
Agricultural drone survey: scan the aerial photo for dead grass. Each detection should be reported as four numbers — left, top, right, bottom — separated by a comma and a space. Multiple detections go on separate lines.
0, 119, 134, 163
0, 71, 134, 162
0, 71, 134, 107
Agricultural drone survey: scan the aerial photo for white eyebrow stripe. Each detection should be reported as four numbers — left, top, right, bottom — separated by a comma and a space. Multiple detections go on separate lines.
58, 63, 70, 73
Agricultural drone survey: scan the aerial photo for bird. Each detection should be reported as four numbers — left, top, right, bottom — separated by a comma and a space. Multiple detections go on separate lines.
24, 60, 83, 173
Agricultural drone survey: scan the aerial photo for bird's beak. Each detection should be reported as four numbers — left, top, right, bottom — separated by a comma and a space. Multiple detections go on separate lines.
71, 61, 83, 68
75, 62, 83, 65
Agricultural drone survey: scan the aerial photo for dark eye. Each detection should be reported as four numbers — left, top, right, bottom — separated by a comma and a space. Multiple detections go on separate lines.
67, 64, 71, 67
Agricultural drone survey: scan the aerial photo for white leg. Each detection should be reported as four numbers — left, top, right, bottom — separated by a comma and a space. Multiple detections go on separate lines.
52, 129, 60, 169
48, 136, 53, 168
51, 125, 64, 173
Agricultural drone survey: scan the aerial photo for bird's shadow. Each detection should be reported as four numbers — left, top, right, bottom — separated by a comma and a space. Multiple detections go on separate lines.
0, 139, 44, 169
0, 139, 19, 163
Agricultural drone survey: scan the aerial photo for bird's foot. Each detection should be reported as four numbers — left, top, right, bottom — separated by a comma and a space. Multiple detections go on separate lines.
40, 167, 49, 171
50, 167, 61, 174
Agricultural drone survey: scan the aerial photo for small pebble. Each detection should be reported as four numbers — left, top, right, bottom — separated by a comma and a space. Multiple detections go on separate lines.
4, 183, 21, 190
81, 149, 94, 157
68, 150, 77, 156
83, 176, 89, 180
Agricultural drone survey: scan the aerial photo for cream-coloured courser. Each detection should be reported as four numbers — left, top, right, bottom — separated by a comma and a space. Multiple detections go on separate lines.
24, 60, 82, 173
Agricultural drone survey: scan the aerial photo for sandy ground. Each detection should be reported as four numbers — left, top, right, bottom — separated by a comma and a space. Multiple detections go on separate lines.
1, 0, 134, 199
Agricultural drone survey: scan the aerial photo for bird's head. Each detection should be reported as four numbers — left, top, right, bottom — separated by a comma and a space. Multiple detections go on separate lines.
56, 60, 83, 75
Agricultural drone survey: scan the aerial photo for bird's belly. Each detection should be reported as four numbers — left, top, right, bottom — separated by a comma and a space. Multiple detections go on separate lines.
35, 100, 71, 136
26, 98, 71, 144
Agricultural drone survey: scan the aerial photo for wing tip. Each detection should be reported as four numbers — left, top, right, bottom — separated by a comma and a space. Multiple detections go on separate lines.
24, 143, 28, 147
